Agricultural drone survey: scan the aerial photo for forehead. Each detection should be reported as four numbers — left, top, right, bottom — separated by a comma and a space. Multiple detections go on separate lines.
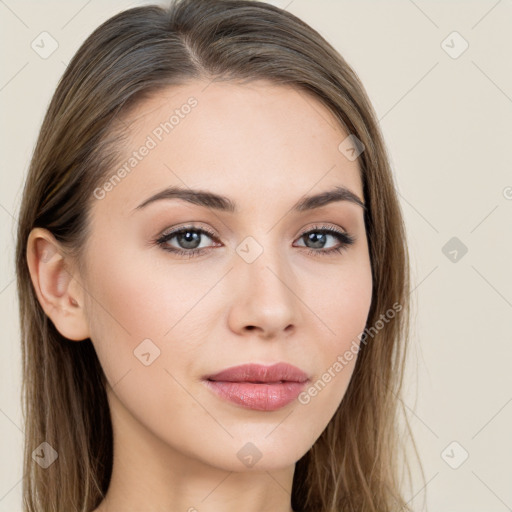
96, 79, 364, 215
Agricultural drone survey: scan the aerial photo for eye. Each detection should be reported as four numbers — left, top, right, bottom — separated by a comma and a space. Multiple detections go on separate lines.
155, 225, 220, 258
294, 224, 356, 257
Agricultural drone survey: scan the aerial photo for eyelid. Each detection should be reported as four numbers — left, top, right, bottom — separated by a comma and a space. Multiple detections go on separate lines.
156, 222, 353, 243
298, 222, 355, 239
158, 222, 218, 239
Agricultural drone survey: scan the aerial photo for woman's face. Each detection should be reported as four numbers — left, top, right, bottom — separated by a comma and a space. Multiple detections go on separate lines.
80, 79, 372, 472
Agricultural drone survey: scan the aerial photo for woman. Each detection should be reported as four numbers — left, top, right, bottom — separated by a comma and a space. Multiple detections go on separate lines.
15, 0, 424, 510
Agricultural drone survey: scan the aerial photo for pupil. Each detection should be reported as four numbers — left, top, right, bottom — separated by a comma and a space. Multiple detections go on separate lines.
180, 231, 201, 249
307, 232, 326, 249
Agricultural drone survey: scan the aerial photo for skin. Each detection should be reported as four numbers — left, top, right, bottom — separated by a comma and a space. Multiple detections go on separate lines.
27, 79, 373, 512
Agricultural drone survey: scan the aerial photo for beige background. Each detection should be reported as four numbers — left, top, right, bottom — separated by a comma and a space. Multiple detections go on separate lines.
1, 1, 511, 510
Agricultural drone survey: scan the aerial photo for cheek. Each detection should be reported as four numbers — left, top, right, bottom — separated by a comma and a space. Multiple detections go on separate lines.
308, 256, 373, 345
329, 271, 373, 339
300, 261, 372, 415
82, 251, 213, 451
91, 248, 221, 335
82, 241, 219, 388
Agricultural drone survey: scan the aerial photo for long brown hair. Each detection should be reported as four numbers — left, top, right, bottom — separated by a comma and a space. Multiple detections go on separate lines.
15, 1, 424, 510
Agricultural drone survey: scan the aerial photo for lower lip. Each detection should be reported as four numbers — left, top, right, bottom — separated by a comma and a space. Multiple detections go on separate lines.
203, 380, 307, 411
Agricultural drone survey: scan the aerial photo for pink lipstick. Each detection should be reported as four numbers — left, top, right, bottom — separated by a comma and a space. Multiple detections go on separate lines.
203, 362, 309, 411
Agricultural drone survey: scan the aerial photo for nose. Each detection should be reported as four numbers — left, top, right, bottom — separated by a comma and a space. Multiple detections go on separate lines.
226, 243, 304, 340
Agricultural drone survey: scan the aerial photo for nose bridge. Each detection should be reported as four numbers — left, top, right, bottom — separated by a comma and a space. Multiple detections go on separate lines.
229, 230, 301, 335
236, 230, 290, 292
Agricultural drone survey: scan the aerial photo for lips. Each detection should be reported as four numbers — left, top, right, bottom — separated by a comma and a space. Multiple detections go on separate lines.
203, 363, 310, 411
205, 362, 309, 384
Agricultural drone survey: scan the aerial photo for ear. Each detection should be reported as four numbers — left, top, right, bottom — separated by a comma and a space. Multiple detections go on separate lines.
26, 227, 90, 341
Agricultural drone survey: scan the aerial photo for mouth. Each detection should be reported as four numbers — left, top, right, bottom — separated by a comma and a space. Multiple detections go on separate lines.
202, 362, 310, 411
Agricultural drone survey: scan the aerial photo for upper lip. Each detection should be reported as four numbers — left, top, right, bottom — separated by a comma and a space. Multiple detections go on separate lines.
204, 362, 309, 383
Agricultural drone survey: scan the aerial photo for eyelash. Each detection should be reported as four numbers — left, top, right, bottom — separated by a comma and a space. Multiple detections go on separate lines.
155, 224, 356, 259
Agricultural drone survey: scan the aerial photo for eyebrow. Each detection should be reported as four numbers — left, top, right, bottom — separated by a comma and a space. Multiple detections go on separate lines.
133, 185, 366, 213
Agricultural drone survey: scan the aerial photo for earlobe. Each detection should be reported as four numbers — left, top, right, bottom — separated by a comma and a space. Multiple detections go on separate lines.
26, 227, 90, 341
